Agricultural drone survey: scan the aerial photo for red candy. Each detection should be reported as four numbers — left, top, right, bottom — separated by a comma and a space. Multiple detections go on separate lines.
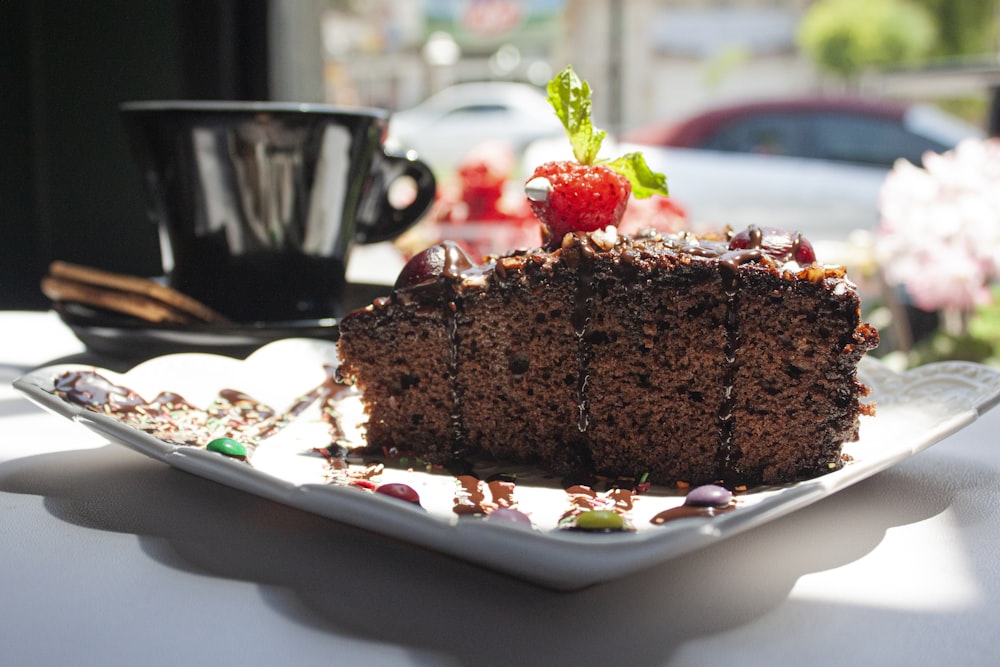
374, 482, 421, 505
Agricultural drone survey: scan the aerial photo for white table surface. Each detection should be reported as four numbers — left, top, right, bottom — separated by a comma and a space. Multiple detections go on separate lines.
2, 309, 999, 666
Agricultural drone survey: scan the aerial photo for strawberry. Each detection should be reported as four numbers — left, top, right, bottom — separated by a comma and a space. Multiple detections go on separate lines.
526, 66, 669, 247
526, 161, 632, 240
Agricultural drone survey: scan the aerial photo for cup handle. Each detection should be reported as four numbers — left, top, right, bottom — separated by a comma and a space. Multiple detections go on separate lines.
356, 151, 436, 244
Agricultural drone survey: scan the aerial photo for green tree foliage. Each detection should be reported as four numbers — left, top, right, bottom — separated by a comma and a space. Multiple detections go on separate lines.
911, 0, 998, 57
797, 0, 938, 80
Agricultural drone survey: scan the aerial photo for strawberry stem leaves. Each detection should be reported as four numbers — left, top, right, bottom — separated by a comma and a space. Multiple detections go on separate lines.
546, 66, 669, 199
605, 153, 669, 199
547, 66, 606, 165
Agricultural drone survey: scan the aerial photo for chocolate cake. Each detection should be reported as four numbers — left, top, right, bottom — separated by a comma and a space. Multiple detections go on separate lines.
336, 226, 878, 488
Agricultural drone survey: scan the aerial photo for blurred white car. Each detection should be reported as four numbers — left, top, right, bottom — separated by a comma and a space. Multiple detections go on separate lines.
388, 81, 564, 174
524, 96, 982, 244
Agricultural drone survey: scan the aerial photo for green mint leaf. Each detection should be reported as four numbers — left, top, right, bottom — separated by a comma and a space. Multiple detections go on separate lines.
603, 153, 670, 199
544, 66, 670, 200
547, 66, 604, 165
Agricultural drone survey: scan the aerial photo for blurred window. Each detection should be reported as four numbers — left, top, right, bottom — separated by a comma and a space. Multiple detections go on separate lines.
699, 109, 952, 167
811, 113, 947, 167
700, 114, 812, 157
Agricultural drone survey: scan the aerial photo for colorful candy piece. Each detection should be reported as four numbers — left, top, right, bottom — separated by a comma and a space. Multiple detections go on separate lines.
206, 437, 247, 459
486, 507, 532, 526
374, 482, 421, 505
574, 509, 625, 531
683, 484, 733, 508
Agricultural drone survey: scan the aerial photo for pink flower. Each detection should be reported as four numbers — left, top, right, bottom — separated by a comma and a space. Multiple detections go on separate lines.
875, 138, 1000, 312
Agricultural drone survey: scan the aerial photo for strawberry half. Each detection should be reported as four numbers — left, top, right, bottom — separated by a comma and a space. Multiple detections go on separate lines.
526, 161, 632, 242
525, 66, 669, 247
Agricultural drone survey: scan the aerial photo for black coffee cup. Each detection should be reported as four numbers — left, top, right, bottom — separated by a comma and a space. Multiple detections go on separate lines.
120, 101, 436, 322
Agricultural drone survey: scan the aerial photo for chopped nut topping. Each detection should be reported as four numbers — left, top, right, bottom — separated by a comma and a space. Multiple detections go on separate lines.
591, 225, 618, 251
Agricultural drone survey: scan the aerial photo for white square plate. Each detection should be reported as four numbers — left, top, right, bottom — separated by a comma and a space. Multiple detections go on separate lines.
14, 339, 1000, 590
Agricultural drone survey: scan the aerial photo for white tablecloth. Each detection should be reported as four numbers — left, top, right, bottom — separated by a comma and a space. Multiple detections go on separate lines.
2, 310, 998, 666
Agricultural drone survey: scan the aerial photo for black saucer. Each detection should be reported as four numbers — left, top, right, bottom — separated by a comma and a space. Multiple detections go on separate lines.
54, 282, 390, 360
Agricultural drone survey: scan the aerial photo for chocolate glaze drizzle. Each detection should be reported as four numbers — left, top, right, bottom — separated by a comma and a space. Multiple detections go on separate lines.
650, 502, 735, 525
573, 245, 596, 433
53, 365, 353, 451
392, 241, 491, 455
714, 248, 762, 485
54, 371, 146, 411
441, 243, 476, 451
446, 303, 465, 448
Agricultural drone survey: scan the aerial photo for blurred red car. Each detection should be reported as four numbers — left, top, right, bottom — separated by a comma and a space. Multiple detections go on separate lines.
620, 97, 975, 168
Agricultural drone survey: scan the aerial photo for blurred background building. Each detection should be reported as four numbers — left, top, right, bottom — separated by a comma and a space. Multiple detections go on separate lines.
271, 0, 1000, 136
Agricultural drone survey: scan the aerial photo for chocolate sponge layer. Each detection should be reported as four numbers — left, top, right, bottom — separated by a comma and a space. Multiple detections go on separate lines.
337, 231, 878, 488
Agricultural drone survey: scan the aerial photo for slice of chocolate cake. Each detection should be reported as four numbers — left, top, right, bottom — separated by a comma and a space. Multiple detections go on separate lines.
337, 226, 878, 488
337, 67, 876, 488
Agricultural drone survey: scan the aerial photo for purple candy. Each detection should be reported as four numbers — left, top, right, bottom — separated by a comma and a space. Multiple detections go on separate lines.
486, 508, 532, 525
684, 484, 733, 508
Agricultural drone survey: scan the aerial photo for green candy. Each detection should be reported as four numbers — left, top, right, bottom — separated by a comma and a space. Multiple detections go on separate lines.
206, 437, 247, 459
575, 509, 624, 531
